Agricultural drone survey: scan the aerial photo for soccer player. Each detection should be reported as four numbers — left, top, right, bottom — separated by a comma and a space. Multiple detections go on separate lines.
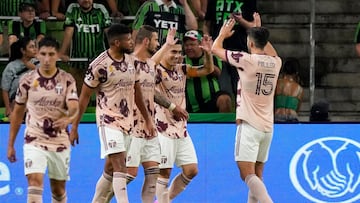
59, 0, 111, 94
96, 25, 189, 203
211, 13, 281, 203
7, 36, 79, 203
70, 23, 156, 203
132, 0, 198, 44
151, 28, 214, 203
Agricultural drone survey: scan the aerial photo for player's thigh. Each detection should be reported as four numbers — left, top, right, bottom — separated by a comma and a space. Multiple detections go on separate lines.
126, 136, 144, 168
141, 136, 161, 164
158, 133, 176, 169
47, 148, 71, 181
98, 126, 127, 159
175, 135, 198, 167
257, 131, 273, 163
234, 123, 261, 162
24, 144, 47, 186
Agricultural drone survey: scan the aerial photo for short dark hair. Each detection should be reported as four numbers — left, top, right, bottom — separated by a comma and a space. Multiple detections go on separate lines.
38, 36, 60, 51
161, 38, 182, 46
247, 27, 270, 49
136, 25, 157, 44
106, 23, 132, 44
19, 1, 36, 12
282, 57, 300, 75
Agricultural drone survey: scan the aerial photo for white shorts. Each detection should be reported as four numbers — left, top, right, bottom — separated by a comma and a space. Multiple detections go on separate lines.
126, 136, 161, 167
234, 122, 273, 163
98, 126, 131, 159
23, 144, 70, 181
158, 132, 198, 169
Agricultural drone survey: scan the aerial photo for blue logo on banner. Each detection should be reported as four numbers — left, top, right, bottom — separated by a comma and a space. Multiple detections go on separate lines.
289, 137, 360, 203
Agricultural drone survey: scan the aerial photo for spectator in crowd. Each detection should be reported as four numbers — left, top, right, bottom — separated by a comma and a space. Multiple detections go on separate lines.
132, 0, 198, 44
1, 37, 37, 118
118, 0, 147, 16
7, 1, 46, 47
274, 58, 304, 122
59, 0, 111, 94
310, 100, 330, 122
183, 30, 232, 113
37, 0, 66, 20
203, 0, 257, 103
0, 24, 3, 48
0, 0, 25, 16
355, 20, 360, 57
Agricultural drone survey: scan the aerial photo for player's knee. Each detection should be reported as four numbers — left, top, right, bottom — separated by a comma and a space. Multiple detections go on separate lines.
216, 94, 232, 113
183, 166, 198, 179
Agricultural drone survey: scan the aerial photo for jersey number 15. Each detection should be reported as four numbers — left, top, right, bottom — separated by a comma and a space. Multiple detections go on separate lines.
255, 72, 275, 96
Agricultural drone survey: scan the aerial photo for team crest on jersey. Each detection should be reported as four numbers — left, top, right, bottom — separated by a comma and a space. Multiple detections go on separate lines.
25, 159, 33, 168
128, 63, 135, 74
231, 51, 243, 63
127, 156, 132, 162
55, 83, 63, 95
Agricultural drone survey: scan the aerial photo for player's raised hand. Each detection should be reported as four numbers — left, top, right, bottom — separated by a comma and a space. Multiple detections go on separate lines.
219, 18, 236, 39
199, 34, 213, 54
165, 28, 178, 46
253, 12, 261, 27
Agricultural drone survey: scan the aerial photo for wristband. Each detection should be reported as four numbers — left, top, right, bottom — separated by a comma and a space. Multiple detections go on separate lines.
168, 103, 176, 112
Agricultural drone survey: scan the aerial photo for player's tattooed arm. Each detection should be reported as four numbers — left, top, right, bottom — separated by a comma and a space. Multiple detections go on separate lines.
154, 90, 171, 108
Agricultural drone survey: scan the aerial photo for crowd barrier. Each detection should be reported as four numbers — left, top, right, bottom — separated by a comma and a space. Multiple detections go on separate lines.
1, 122, 359, 202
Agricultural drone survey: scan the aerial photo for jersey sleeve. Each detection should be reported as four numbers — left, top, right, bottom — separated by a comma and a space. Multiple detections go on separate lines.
132, 1, 152, 30
225, 50, 250, 69
65, 73, 79, 102
96, 3, 112, 28
38, 20, 47, 36
64, 3, 76, 27
84, 63, 102, 88
15, 74, 30, 105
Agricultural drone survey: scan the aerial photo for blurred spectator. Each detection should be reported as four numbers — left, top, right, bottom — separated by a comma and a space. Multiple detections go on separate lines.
118, 0, 147, 16
0, 24, 3, 48
310, 100, 330, 122
37, 0, 66, 20
59, 0, 111, 94
184, 30, 232, 113
1, 37, 37, 118
203, 0, 257, 103
7, 1, 46, 47
132, 0, 198, 44
0, 0, 26, 16
355, 20, 360, 57
274, 58, 304, 122
65, 0, 124, 18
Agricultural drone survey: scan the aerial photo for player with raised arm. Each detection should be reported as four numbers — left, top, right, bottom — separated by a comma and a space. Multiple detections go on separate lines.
211, 13, 282, 203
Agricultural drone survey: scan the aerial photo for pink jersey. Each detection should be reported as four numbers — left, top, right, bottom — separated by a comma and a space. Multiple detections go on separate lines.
85, 51, 138, 134
226, 50, 282, 132
16, 69, 78, 152
155, 64, 187, 139
132, 58, 156, 138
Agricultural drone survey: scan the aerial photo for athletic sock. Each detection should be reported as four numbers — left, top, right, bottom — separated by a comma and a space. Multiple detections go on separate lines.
92, 172, 113, 203
28, 186, 43, 203
156, 177, 169, 203
104, 173, 135, 203
169, 173, 192, 200
142, 167, 160, 203
247, 190, 258, 203
52, 192, 67, 203
113, 172, 129, 203
245, 174, 273, 203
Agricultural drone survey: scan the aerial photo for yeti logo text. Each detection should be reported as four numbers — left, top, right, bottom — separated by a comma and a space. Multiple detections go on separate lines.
76, 24, 100, 33
0, 162, 10, 196
153, 19, 178, 29
289, 137, 360, 203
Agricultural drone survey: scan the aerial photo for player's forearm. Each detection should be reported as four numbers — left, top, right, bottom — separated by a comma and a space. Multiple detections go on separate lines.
183, 1, 198, 30
8, 105, 25, 147
152, 43, 171, 65
211, 35, 226, 61
2, 91, 10, 110
72, 91, 91, 127
264, 42, 278, 57
203, 51, 214, 74
154, 90, 172, 108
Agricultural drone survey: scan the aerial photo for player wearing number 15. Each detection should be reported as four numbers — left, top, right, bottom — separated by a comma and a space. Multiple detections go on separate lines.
211, 13, 281, 203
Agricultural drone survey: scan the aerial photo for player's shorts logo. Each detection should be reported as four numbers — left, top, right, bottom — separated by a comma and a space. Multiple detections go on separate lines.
161, 156, 167, 164
25, 159, 33, 169
108, 140, 117, 148
289, 137, 360, 203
